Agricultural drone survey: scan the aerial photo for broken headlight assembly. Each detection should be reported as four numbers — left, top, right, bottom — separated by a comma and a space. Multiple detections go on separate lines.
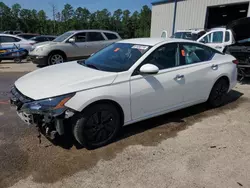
21, 93, 75, 116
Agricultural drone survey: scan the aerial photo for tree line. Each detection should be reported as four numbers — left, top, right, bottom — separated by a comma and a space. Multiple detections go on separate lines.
0, 2, 152, 38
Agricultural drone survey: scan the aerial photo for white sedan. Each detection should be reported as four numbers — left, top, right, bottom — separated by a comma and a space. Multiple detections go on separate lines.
0, 34, 35, 51
10, 38, 238, 149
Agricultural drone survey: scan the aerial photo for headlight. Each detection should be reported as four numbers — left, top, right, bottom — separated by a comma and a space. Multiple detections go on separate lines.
21, 93, 75, 114
35, 47, 44, 52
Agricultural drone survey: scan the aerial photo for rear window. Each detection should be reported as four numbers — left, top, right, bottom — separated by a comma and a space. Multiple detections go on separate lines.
104, 32, 118, 40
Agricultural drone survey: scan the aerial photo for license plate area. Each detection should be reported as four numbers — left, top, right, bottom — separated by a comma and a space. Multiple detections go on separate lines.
17, 111, 34, 125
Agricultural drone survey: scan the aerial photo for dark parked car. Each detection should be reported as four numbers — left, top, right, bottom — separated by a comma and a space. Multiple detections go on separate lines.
30, 35, 56, 43
17, 33, 40, 40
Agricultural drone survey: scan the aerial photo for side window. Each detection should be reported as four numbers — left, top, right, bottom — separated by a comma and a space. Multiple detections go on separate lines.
104, 32, 118, 40
202, 33, 212, 43
74, 32, 86, 42
87, 32, 105, 42
212, 31, 223, 43
0, 36, 19, 43
143, 43, 178, 70
225, 31, 230, 42
179, 43, 215, 65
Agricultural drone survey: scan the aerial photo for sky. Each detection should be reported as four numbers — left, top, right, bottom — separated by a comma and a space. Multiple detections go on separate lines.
2, 0, 153, 18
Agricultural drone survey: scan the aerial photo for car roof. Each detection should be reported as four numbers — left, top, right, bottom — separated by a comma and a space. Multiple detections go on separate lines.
0, 33, 20, 37
118, 38, 194, 46
69, 30, 118, 34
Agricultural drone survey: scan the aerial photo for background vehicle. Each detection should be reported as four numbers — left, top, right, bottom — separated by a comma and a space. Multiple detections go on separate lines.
222, 17, 250, 79
3, 30, 23, 35
17, 33, 40, 40
29, 29, 122, 66
30, 35, 56, 43
0, 34, 35, 54
171, 29, 206, 41
11, 38, 237, 149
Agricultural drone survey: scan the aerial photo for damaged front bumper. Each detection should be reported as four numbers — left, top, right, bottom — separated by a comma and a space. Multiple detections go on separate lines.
10, 87, 76, 139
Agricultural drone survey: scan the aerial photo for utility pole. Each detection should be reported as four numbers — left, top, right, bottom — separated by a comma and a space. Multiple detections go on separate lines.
49, 3, 56, 34
172, 0, 178, 35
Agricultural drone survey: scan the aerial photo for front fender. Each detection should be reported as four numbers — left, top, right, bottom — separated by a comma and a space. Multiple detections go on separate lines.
65, 82, 132, 123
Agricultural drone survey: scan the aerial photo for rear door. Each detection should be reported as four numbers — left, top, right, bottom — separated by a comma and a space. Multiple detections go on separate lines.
177, 42, 219, 103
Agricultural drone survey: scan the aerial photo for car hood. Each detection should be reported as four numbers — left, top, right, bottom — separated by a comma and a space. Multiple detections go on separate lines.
227, 17, 250, 42
15, 61, 118, 100
33, 41, 59, 48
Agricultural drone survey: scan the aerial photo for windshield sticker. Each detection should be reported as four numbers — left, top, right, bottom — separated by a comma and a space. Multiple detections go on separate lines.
132, 45, 149, 50
114, 48, 120, 52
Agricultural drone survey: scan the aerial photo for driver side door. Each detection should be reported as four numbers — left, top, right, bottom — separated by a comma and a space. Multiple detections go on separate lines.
198, 31, 225, 52
130, 43, 185, 121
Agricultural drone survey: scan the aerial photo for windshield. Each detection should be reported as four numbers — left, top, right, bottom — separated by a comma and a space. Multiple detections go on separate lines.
53, 31, 75, 42
80, 43, 151, 72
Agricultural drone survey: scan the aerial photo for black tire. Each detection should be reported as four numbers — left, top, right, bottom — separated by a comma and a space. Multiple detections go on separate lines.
208, 78, 229, 108
72, 103, 122, 149
48, 52, 66, 65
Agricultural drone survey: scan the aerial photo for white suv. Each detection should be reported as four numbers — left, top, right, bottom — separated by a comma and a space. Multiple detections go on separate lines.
29, 30, 121, 66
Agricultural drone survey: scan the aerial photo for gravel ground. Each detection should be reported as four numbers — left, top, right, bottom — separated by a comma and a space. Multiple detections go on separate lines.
0, 72, 250, 188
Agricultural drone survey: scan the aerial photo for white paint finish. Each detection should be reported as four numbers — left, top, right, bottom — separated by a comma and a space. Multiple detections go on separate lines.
151, 0, 250, 37
15, 61, 118, 100
14, 39, 237, 126
130, 68, 184, 120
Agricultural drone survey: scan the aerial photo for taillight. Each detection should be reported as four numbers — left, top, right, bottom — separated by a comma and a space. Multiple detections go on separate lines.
232, 60, 239, 64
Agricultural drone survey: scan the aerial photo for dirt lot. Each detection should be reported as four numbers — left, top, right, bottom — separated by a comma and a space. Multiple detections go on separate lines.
0, 72, 250, 188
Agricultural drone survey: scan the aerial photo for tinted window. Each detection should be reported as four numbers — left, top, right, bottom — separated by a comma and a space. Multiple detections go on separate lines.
80, 43, 151, 72
47, 37, 55, 41
18, 35, 36, 39
225, 31, 230, 42
0, 36, 20, 43
87, 32, 105, 41
180, 43, 215, 65
143, 43, 178, 70
74, 32, 86, 42
104, 32, 118, 40
212, 31, 223, 43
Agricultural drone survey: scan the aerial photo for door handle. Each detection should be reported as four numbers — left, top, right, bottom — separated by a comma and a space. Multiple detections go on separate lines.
211, 64, 218, 70
175, 74, 184, 80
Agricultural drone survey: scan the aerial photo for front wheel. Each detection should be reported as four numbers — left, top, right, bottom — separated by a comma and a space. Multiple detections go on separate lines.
208, 78, 229, 108
72, 103, 122, 149
48, 53, 65, 65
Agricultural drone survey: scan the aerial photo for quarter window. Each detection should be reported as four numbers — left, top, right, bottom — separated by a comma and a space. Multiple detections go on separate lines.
87, 32, 105, 41
143, 43, 178, 70
104, 32, 118, 40
225, 31, 230, 42
179, 43, 215, 65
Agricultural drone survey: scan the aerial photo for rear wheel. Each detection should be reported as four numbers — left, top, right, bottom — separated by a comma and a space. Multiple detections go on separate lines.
208, 78, 229, 108
72, 103, 122, 149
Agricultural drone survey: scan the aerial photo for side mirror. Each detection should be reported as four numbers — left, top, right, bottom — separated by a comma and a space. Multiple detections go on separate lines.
200, 39, 206, 43
139, 64, 159, 75
68, 38, 75, 43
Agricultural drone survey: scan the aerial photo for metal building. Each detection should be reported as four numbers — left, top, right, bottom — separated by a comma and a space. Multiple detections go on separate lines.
151, 0, 250, 37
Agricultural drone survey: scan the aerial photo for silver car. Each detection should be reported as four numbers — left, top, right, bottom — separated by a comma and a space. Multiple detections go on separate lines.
29, 30, 121, 66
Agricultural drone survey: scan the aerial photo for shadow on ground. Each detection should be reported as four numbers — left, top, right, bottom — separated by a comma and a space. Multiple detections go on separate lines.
53, 89, 244, 150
